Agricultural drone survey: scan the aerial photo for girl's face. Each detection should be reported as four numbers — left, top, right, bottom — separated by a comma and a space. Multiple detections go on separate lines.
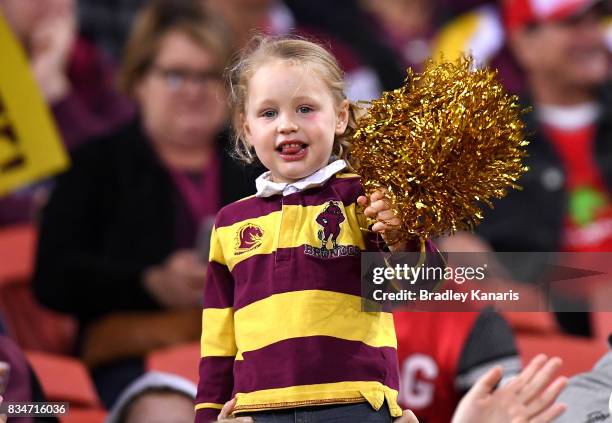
243, 60, 349, 183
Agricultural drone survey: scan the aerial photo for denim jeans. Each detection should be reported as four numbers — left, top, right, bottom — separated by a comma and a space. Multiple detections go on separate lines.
241, 401, 393, 423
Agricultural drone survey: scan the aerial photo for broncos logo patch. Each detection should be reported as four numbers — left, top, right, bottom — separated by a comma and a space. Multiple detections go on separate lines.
235, 223, 264, 255
304, 200, 360, 259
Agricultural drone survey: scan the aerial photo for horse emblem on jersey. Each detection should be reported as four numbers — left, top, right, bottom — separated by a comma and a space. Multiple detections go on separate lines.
304, 200, 360, 259
316, 201, 345, 249
235, 223, 264, 255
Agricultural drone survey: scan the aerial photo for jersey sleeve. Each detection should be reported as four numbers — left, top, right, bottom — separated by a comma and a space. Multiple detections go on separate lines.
195, 225, 237, 422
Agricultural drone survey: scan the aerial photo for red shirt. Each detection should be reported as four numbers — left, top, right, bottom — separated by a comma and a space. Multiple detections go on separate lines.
545, 124, 612, 252
395, 312, 479, 423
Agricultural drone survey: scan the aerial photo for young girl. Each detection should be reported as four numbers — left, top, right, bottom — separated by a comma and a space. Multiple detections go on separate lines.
195, 36, 409, 423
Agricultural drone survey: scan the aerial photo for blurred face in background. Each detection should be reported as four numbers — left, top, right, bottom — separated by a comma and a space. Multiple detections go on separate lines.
124, 392, 194, 423
136, 29, 227, 148
0, 0, 74, 45
511, 9, 609, 94
203, 0, 272, 47
362, 0, 432, 36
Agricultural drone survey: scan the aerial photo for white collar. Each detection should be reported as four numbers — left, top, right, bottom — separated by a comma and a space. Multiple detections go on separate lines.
255, 160, 347, 197
538, 102, 601, 131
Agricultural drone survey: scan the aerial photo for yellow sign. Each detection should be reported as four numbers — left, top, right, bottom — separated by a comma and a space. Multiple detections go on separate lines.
0, 12, 68, 196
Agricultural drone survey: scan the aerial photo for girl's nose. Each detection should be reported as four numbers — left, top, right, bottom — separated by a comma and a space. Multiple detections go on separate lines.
277, 114, 298, 133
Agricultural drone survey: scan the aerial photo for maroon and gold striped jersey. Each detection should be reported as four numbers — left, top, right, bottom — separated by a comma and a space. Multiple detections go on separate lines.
195, 173, 402, 422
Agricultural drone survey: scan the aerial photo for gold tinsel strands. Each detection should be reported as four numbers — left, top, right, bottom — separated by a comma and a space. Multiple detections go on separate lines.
349, 56, 529, 245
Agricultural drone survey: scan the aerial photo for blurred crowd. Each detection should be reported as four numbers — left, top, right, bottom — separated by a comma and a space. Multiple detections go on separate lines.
0, 0, 612, 422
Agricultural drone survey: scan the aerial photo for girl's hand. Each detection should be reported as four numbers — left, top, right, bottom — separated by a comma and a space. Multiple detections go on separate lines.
451, 355, 567, 423
357, 189, 406, 251
394, 409, 419, 423
217, 397, 253, 422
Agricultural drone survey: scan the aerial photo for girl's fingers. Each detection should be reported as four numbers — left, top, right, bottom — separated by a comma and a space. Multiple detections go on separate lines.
530, 402, 566, 423
376, 209, 398, 223
394, 409, 419, 423
369, 199, 390, 213
357, 196, 368, 207
371, 222, 389, 232
525, 376, 568, 419
365, 199, 395, 217
372, 222, 401, 234
466, 366, 503, 399
218, 398, 237, 419
518, 357, 562, 403
510, 354, 548, 392
370, 190, 386, 202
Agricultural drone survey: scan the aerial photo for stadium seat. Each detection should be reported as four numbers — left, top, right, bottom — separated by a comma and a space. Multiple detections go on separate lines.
146, 342, 200, 384
0, 224, 36, 285
0, 224, 76, 354
0, 284, 76, 354
26, 350, 102, 408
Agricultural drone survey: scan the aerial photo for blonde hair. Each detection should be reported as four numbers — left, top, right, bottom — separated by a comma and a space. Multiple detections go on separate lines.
227, 35, 359, 164
119, 0, 231, 97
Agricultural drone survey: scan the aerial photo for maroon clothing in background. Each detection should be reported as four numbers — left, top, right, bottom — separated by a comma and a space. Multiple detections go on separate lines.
167, 151, 221, 249
0, 335, 33, 423
0, 37, 134, 226
55, 37, 135, 150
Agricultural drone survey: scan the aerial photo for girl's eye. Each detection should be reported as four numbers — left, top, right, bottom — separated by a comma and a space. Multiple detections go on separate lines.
298, 106, 313, 114
262, 110, 277, 118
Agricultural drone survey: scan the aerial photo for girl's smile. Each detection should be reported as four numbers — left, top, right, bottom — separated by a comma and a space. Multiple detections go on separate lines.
276, 140, 309, 161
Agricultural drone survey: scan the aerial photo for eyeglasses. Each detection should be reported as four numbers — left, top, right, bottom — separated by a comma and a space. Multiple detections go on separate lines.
151, 65, 223, 90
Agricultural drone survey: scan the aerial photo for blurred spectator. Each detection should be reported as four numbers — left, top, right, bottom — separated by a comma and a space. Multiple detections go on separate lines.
430, 4, 525, 93
0, 334, 58, 423
361, 0, 436, 72
202, 0, 390, 101
0, 0, 134, 225
105, 371, 196, 423
554, 334, 612, 422
203, 0, 280, 50
77, 0, 146, 60
33, 0, 255, 407
437, 0, 494, 21
473, 0, 611, 335
284, 0, 406, 93
395, 310, 520, 423
207, 0, 406, 94
77, 0, 277, 62
0, 0, 134, 150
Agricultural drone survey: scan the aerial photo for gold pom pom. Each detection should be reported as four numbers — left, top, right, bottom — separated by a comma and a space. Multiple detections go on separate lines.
349, 56, 529, 243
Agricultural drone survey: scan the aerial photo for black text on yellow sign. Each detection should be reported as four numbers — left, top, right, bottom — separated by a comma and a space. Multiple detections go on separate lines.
0, 12, 68, 196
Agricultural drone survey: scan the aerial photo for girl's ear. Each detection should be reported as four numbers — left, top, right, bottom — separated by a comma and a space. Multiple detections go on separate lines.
335, 99, 350, 135
242, 113, 252, 145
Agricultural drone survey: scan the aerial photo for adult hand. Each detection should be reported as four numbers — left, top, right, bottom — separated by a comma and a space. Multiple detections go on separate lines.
30, 0, 75, 102
357, 189, 406, 251
452, 354, 567, 423
144, 249, 207, 309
